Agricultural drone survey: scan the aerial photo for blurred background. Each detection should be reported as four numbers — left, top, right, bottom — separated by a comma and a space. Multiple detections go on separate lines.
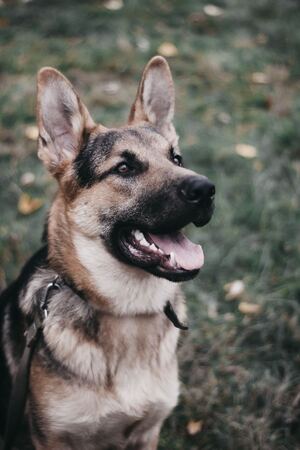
0, 0, 300, 448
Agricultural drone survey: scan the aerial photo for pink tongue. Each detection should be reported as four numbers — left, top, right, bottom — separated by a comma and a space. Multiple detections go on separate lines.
149, 231, 204, 271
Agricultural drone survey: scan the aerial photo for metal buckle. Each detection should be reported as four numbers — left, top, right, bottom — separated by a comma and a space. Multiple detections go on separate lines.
40, 276, 62, 318
24, 276, 63, 348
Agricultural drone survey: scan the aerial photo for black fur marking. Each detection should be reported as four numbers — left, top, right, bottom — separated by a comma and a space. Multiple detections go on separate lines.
74, 131, 119, 188
74, 134, 98, 188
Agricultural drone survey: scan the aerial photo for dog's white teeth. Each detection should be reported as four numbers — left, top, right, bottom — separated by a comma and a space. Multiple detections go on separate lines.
169, 252, 177, 267
149, 243, 157, 251
158, 248, 164, 254
134, 230, 145, 241
134, 230, 144, 241
140, 238, 150, 247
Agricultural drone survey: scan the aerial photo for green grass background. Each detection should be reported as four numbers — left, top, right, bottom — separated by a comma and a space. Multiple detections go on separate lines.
0, 0, 300, 448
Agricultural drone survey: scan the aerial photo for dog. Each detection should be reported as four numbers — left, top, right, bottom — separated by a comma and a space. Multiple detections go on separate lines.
0, 56, 215, 449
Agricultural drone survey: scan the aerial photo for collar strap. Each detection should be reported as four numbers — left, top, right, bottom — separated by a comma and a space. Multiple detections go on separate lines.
53, 276, 189, 331
164, 301, 188, 330
29, 276, 188, 334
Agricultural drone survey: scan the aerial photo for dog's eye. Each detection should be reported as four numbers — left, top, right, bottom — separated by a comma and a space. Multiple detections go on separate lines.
116, 162, 131, 175
172, 154, 183, 167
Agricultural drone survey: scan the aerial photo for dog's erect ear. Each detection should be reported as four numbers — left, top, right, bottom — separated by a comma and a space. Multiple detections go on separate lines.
128, 56, 176, 141
37, 68, 95, 175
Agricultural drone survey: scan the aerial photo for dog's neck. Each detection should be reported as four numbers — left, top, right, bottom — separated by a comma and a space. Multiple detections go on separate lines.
47, 194, 178, 315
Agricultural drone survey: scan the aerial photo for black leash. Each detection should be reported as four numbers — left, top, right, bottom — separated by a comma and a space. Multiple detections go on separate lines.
3, 277, 62, 450
3, 277, 186, 450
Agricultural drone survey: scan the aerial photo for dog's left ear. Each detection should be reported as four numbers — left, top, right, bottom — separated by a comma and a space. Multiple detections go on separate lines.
37, 67, 95, 176
128, 56, 176, 142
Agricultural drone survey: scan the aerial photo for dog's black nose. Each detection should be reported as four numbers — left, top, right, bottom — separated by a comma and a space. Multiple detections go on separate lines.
179, 176, 215, 204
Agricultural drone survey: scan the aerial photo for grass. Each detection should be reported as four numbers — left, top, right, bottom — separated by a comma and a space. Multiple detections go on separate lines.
0, 0, 300, 448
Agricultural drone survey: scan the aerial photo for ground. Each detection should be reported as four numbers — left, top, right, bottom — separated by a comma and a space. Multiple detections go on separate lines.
0, 0, 300, 449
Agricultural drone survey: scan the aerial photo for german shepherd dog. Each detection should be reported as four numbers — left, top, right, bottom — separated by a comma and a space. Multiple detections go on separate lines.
0, 56, 215, 449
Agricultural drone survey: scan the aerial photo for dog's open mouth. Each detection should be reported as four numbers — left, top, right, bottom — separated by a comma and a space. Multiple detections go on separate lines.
117, 228, 204, 281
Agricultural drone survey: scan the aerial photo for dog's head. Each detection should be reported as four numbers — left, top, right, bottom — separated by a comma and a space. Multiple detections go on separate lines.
37, 56, 215, 283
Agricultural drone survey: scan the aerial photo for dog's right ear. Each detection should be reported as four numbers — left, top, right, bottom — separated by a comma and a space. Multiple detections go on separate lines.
37, 68, 95, 176
128, 56, 176, 143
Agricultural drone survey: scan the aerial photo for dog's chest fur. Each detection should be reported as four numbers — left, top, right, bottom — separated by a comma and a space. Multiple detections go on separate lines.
13, 269, 182, 448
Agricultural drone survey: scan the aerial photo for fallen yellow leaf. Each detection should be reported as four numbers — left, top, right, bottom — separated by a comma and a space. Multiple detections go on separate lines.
238, 302, 262, 315
203, 4, 224, 17
235, 144, 257, 159
187, 420, 203, 435
224, 280, 245, 301
292, 161, 300, 174
24, 125, 39, 141
256, 33, 268, 45
104, 0, 123, 10
157, 42, 178, 57
103, 81, 121, 95
251, 72, 269, 85
18, 193, 43, 215
20, 172, 35, 187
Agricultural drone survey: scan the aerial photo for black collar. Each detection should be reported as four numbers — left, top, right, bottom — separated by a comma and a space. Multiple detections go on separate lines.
33, 275, 189, 331
164, 301, 188, 330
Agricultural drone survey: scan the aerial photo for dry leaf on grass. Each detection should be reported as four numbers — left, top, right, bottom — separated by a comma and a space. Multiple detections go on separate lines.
251, 72, 269, 85
18, 193, 43, 215
20, 172, 35, 187
136, 37, 150, 52
292, 161, 300, 174
104, 0, 123, 10
157, 42, 178, 57
238, 302, 262, 315
203, 4, 224, 17
24, 125, 39, 141
224, 280, 245, 301
103, 81, 121, 95
187, 420, 203, 435
235, 144, 257, 159
256, 33, 268, 45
